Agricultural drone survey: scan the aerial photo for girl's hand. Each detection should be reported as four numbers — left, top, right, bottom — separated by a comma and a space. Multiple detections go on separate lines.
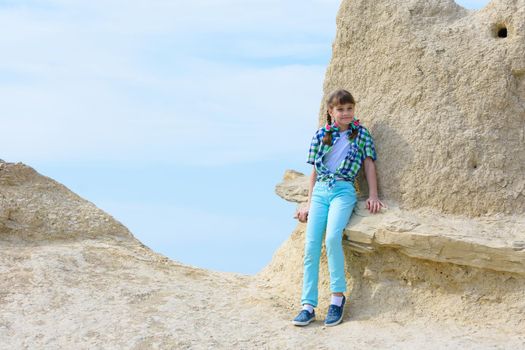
366, 196, 385, 214
294, 205, 309, 223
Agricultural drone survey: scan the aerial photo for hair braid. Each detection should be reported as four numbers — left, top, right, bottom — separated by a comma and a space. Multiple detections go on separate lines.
349, 126, 359, 140
322, 111, 333, 145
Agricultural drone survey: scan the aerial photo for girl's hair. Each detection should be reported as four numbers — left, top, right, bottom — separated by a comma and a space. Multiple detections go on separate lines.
322, 89, 358, 145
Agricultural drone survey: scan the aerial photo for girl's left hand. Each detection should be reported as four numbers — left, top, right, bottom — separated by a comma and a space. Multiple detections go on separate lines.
366, 196, 385, 214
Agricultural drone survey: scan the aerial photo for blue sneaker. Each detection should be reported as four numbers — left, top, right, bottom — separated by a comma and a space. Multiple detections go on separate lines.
324, 295, 346, 327
292, 309, 315, 326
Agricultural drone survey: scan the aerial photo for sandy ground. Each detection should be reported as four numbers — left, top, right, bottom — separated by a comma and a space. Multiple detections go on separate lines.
2, 236, 524, 350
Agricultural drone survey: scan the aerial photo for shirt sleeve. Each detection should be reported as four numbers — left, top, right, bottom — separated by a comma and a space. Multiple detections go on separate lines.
306, 130, 321, 165
362, 128, 377, 161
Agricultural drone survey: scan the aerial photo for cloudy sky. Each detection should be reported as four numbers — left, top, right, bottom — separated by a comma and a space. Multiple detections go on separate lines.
1, 0, 489, 274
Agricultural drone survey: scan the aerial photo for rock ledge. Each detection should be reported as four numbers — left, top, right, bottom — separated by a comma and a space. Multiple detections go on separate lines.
276, 170, 525, 274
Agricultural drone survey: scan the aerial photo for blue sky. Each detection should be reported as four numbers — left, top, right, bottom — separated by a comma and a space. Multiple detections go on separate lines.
1, 0, 489, 274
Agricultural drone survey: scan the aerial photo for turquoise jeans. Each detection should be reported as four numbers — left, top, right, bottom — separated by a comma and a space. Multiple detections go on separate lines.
301, 180, 357, 307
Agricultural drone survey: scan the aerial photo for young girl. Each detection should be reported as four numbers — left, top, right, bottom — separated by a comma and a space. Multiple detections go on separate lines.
292, 89, 384, 327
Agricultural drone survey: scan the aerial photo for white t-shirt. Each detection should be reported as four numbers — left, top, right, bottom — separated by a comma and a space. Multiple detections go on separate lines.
323, 130, 350, 173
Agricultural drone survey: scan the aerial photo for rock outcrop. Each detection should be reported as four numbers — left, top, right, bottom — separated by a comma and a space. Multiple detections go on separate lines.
320, 0, 524, 217
0, 162, 131, 241
2, 160, 525, 348
261, 0, 525, 345
2, 0, 525, 348
0, 161, 288, 348
266, 169, 525, 316
276, 170, 525, 275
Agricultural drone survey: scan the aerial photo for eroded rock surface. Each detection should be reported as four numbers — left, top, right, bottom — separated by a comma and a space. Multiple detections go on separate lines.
2, 0, 525, 348
0, 161, 130, 240
2, 161, 525, 348
321, 0, 525, 216
276, 170, 525, 274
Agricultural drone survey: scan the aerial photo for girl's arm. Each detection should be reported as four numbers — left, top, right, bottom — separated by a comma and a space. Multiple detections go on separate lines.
295, 168, 316, 222
364, 157, 385, 214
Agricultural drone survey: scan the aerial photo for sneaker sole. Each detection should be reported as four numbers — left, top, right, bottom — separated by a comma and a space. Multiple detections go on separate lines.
292, 317, 315, 326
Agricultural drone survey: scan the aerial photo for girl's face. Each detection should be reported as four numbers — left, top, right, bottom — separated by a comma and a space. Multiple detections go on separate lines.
329, 103, 355, 130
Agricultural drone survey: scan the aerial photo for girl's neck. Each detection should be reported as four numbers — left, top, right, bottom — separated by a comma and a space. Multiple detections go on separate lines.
338, 124, 350, 132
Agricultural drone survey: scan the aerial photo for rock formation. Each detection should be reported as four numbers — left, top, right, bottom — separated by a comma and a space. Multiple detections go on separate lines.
2, 161, 524, 348
0, 161, 288, 348
264, 170, 525, 329
261, 0, 525, 346
320, 0, 524, 217
0, 162, 131, 241
1, 0, 525, 348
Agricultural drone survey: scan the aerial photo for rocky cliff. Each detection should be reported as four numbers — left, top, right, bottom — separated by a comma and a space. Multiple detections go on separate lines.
0, 161, 282, 348
319, 0, 524, 217
259, 0, 525, 346
2, 160, 524, 348
1, 0, 525, 348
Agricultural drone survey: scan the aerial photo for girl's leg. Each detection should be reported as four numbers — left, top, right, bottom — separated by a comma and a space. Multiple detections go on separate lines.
301, 183, 329, 308
325, 182, 357, 295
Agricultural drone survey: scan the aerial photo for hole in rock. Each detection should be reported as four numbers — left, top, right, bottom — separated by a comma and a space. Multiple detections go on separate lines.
467, 157, 479, 170
492, 23, 508, 38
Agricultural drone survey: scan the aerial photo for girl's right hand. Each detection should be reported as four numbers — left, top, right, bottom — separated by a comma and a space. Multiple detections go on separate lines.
294, 205, 309, 223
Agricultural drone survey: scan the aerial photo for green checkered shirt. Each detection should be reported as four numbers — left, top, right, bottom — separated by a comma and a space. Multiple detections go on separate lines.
307, 123, 377, 188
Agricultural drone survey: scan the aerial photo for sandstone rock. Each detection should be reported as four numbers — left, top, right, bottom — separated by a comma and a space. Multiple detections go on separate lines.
0, 162, 131, 240
1, 160, 524, 348
3, 0, 525, 347
276, 170, 525, 274
320, 0, 525, 217
275, 170, 309, 203
3, 162, 522, 348
263, 1, 525, 344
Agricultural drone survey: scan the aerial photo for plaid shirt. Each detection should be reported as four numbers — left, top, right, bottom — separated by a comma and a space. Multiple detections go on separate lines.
307, 122, 377, 188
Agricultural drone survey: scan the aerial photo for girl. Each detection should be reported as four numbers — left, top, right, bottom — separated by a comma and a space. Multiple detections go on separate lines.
292, 89, 384, 327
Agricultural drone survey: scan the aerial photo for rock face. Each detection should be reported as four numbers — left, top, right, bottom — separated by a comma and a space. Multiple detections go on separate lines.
276, 170, 525, 274
2, 1, 525, 348
321, 0, 525, 217
0, 161, 319, 348
261, 0, 525, 343
0, 162, 131, 241
265, 170, 525, 331
0, 165, 524, 348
